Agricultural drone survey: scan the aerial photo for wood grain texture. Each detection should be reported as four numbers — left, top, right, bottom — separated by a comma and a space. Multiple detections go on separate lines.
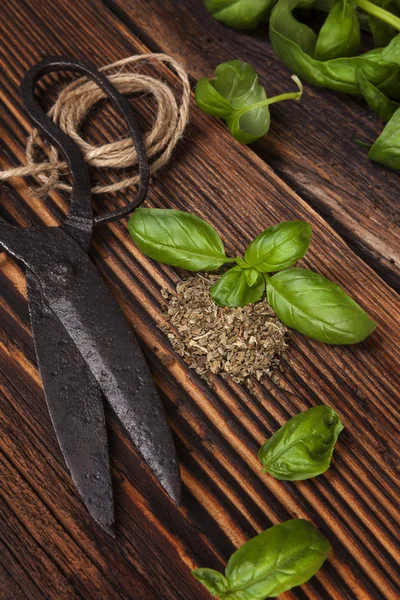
105, 0, 400, 291
0, 0, 399, 599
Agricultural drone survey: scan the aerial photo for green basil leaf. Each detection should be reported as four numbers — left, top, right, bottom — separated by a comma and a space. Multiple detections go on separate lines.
315, 0, 360, 61
194, 77, 235, 119
368, 0, 400, 47
211, 266, 265, 307
204, 0, 273, 29
355, 64, 400, 170
356, 69, 400, 122
259, 405, 344, 480
128, 208, 230, 271
195, 60, 302, 144
380, 33, 400, 65
222, 519, 330, 598
267, 268, 376, 344
192, 568, 229, 596
368, 106, 400, 167
244, 267, 260, 287
244, 220, 312, 273
270, 0, 400, 97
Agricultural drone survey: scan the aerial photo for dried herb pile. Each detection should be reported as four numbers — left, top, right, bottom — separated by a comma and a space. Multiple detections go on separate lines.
160, 275, 288, 387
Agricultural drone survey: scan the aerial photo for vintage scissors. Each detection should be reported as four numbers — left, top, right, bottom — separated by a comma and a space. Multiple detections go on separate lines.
0, 57, 181, 536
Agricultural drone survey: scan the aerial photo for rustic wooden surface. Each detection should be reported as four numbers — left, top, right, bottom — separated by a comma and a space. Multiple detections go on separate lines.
0, 1, 399, 599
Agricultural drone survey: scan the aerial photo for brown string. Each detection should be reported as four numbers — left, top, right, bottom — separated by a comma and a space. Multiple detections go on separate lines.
0, 54, 191, 196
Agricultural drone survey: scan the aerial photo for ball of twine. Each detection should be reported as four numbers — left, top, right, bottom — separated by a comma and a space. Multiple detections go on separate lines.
0, 53, 191, 197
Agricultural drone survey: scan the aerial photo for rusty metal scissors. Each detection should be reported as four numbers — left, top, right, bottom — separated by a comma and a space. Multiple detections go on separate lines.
0, 57, 181, 536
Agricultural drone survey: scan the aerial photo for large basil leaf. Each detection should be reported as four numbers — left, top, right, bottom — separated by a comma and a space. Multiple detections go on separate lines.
244, 220, 312, 273
356, 69, 400, 122
368, 106, 400, 167
193, 519, 331, 599
266, 268, 376, 344
315, 0, 360, 61
195, 60, 302, 144
270, 0, 400, 97
211, 266, 265, 307
128, 208, 231, 271
259, 405, 344, 480
204, 0, 273, 29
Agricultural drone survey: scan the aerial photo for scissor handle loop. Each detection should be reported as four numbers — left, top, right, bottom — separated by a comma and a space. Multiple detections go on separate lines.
20, 56, 150, 226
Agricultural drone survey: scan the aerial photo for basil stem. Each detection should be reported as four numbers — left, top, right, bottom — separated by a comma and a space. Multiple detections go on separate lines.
234, 75, 302, 115
355, 0, 400, 29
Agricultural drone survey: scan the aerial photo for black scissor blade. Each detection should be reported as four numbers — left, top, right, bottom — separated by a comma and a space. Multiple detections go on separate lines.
43, 248, 181, 505
26, 270, 115, 535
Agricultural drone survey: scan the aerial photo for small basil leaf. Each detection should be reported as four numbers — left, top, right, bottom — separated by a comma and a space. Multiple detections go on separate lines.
244, 220, 312, 273
314, 0, 360, 62
369, 106, 400, 168
194, 77, 234, 119
211, 266, 265, 307
259, 405, 344, 480
205, 0, 273, 29
267, 268, 376, 344
192, 568, 229, 596
129, 208, 229, 271
356, 69, 400, 122
224, 519, 331, 598
244, 267, 260, 287
195, 60, 302, 144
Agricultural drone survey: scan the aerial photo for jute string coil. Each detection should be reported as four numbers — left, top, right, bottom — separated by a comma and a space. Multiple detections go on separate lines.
0, 54, 191, 196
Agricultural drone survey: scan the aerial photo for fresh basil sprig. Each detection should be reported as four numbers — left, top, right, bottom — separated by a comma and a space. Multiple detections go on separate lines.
272, 5, 400, 169
204, 0, 400, 167
128, 208, 376, 344
269, 0, 400, 97
259, 405, 344, 480
195, 60, 302, 144
192, 519, 331, 599
205, 0, 273, 29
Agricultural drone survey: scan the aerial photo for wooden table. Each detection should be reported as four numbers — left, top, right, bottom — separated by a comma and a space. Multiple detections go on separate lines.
0, 1, 399, 598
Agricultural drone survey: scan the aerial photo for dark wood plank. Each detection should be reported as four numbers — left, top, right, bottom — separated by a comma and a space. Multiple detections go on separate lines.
104, 0, 400, 291
0, 1, 399, 599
